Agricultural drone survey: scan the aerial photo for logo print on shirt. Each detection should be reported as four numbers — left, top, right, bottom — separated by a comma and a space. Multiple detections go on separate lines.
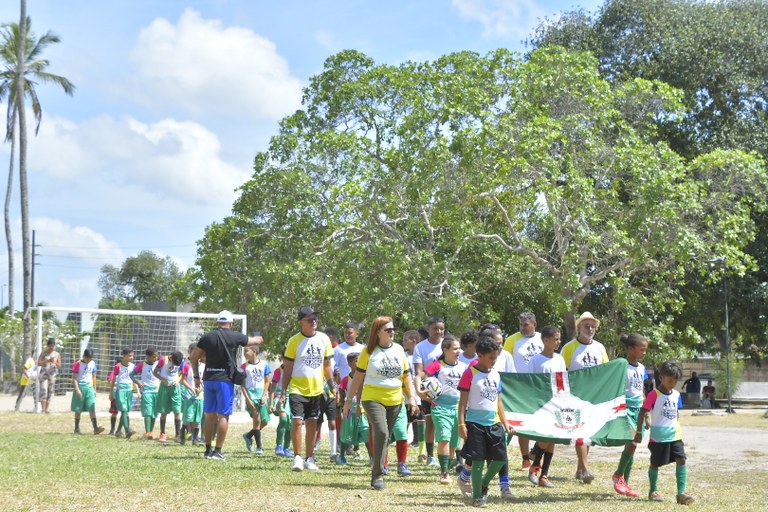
579, 352, 599, 368
304, 344, 324, 370
479, 375, 499, 402
444, 369, 461, 390
662, 396, 677, 420
628, 370, 644, 392
377, 354, 402, 379
523, 342, 540, 364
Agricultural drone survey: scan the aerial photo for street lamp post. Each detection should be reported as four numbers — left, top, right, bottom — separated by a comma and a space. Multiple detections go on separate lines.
709, 257, 734, 414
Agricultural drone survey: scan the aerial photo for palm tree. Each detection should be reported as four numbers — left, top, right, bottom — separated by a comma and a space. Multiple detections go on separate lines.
1, 0, 74, 359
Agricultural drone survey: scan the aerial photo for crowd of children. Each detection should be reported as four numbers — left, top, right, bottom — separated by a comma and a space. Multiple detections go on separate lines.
56, 311, 695, 508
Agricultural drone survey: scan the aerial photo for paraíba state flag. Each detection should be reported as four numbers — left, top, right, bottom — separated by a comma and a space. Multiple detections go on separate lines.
500, 358, 633, 447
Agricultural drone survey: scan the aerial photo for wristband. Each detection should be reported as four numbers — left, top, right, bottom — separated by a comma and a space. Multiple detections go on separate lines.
458, 423, 466, 426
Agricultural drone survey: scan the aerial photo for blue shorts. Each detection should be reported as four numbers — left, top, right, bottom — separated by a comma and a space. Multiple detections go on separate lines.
203, 380, 235, 416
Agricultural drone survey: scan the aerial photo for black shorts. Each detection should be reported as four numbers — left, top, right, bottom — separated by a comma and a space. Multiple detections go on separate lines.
462, 422, 507, 462
648, 440, 686, 467
420, 401, 432, 416
289, 393, 322, 421
317, 393, 337, 423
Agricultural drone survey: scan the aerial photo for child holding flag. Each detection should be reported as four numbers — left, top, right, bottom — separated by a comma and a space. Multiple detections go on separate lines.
457, 333, 515, 508
526, 325, 566, 488
613, 333, 650, 498
637, 360, 695, 505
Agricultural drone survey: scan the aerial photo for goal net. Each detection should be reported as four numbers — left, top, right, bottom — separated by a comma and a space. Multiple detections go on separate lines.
33, 306, 247, 398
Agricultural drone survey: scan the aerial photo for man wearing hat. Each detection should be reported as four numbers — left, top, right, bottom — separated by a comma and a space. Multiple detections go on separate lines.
191, 310, 263, 460
280, 305, 335, 471
560, 311, 609, 484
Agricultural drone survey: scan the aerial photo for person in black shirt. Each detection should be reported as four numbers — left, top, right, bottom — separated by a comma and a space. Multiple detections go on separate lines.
191, 310, 263, 460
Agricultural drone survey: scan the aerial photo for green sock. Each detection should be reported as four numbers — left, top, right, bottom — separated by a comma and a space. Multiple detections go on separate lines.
482, 460, 506, 487
276, 420, 285, 446
623, 453, 634, 482
471, 462, 484, 499
438, 454, 451, 473
648, 467, 659, 492
418, 423, 426, 455
144, 416, 152, 433
121, 412, 130, 431
616, 450, 632, 477
675, 464, 687, 495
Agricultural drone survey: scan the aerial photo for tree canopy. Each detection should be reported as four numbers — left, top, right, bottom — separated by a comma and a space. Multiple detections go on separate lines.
98, 250, 182, 309
188, 46, 766, 357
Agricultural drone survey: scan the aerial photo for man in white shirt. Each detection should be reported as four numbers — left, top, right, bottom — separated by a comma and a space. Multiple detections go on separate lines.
412, 316, 445, 466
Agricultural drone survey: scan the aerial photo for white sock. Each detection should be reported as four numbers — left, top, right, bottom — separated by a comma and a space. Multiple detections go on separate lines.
329, 429, 337, 456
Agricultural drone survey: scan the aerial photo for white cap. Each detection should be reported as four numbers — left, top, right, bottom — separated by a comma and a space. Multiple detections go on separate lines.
217, 310, 234, 323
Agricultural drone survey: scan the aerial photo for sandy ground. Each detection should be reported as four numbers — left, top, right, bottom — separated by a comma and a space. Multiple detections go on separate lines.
4, 391, 768, 470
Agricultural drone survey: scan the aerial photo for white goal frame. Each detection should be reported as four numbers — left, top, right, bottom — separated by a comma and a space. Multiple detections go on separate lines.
33, 306, 248, 409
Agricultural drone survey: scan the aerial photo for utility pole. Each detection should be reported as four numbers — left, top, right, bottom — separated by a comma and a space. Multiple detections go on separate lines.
32, 229, 41, 306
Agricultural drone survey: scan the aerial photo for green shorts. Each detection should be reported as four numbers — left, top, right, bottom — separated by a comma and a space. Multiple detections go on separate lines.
627, 404, 645, 438
272, 397, 291, 420
432, 404, 460, 448
390, 401, 408, 441
141, 390, 158, 418
70, 385, 96, 413
114, 385, 133, 413
157, 384, 182, 414
340, 406, 369, 445
182, 397, 204, 423
245, 388, 270, 423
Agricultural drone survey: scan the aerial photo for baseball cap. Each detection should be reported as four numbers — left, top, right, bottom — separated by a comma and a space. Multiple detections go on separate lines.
217, 310, 234, 323
297, 306, 319, 320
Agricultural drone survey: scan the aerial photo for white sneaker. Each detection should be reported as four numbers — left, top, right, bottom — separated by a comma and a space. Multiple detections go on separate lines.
304, 456, 319, 471
292, 455, 304, 472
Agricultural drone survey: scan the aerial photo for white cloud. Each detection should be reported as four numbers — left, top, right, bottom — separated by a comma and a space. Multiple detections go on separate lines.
131, 8, 304, 120
33, 217, 124, 265
452, 0, 546, 39
27, 113, 248, 206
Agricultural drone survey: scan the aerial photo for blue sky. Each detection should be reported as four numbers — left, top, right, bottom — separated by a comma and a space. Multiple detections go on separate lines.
0, 0, 602, 310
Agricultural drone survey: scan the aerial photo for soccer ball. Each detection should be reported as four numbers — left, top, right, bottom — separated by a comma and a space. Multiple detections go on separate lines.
420, 377, 442, 400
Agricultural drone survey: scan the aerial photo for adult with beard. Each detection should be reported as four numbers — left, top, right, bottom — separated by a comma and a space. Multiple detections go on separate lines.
343, 316, 419, 490
560, 311, 609, 484
191, 310, 263, 460
280, 306, 335, 472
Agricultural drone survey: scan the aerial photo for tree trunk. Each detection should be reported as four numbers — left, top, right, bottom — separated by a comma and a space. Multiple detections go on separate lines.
17, 0, 32, 360
5, 109, 16, 317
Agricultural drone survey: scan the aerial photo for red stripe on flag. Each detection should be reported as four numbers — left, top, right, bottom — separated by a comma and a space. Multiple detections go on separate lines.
613, 403, 626, 413
555, 372, 564, 392
507, 420, 523, 427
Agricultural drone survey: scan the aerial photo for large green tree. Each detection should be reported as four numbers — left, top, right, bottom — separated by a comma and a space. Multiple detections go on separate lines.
98, 251, 183, 308
528, 0, 768, 357
1, 2, 74, 358
189, 47, 765, 355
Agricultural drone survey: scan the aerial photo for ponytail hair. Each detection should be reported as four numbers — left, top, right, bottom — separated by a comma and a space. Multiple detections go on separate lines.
620, 333, 647, 349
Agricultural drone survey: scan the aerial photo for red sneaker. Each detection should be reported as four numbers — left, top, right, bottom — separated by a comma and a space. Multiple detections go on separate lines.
613, 475, 629, 495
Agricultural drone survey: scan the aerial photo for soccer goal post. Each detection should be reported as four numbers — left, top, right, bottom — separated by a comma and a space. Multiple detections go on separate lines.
34, 306, 247, 399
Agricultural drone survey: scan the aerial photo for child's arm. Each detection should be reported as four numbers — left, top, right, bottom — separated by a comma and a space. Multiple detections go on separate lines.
457, 390, 468, 440
497, 395, 514, 435
634, 408, 649, 445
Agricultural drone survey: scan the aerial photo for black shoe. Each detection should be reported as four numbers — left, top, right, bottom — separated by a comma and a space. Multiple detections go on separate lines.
125, 430, 135, 439
204, 448, 212, 459
209, 450, 225, 460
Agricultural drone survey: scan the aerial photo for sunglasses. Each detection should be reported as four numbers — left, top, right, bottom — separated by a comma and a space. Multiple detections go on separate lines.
382, 327, 395, 333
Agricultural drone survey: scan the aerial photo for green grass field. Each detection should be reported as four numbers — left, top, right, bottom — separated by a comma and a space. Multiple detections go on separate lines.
1, 410, 767, 511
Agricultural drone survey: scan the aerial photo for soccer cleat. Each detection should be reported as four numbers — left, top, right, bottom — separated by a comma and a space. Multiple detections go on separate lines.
292, 455, 304, 471
144, 432, 154, 440
648, 491, 664, 502
93, 426, 105, 435
108, 430, 115, 436
337, 454, 349, 465
397, 462, 412, 476
426, 456, 439, 467
538, 475, 555, 488
500, 487, 515, 500
203, 448, 212, 459
371, 478, 385, 490
158, 433, 168, 442
439, 472, 452, 484
528, 465, 541, 486
624, 483, 640, 498
209, 450, 225, 460
125, 430, 135, 440
575, 469, 584, 483
614, 475, 629, 495
254, 448, 264, 455
283, 448, 294, 458
304, 456, 319, 471
521, 458, 532, 471
73, 429, 83, 435
676, 493, 695, 505
581, 470, 594, 484
472, 495, 487, 508
243, 432, 253, 452
330, 454, 338, 464
612, 472, 622, 485
275, 445, 284, 456
114, 431, 123, 438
